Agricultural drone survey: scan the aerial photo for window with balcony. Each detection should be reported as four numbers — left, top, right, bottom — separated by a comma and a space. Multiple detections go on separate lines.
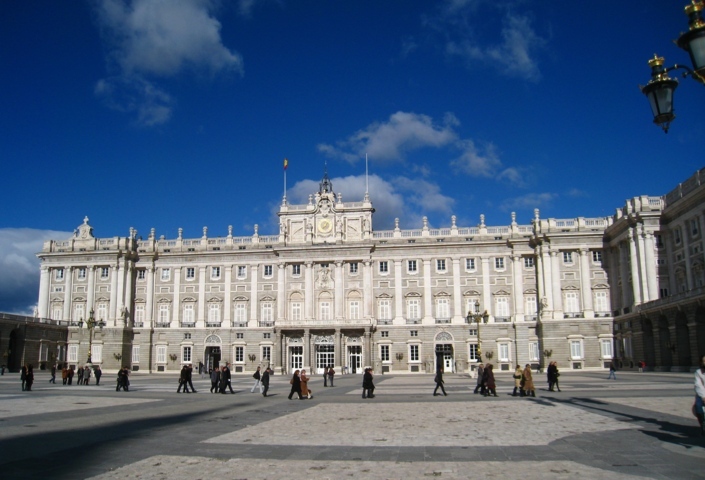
290, 302, 302, 322
208, 304, 221, 324
349, 300, 360, 320
564, 292, 580, 314
495, 297, 509, 319
319, 301, 331, 321
183, 304, 195, 325
407, 299, 420, 321
378, 299, 391, 321
435, 298, 450, 322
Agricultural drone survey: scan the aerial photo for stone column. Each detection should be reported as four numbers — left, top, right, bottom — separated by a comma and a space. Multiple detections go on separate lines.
481, 257, 491, 317
38, 266, 50, 319
394, 259, 404, 324
541, 247, 553, 313
579, 248, 594, 317
250, 264, 259, 327
423, 259, 433, 323
363, 261, 373, 319
305, 262, 314, 320
550, 250, 562, 316
681, 222, 693, 291
146, 265, 155, 327
223, 265, 233, 327
335, 261, 344, 320
63, 267, 73, 322
364, 330, 371, 369
452, 257, 462, 322
124, 264, 134, 326
274, 331, 282, 372
619, 242, 631, 309
335, 329, 342, 369
636, 227, 650, 302
116, 261, 126, 324
512, 254, 524, 319
197, 266, 207, 328
109, 264, 118, 324
303, 329, 310, 371
87, 265, 96, 311
628, 229, 643, 305
643, 232, 658, 301
172, 267, 181, 327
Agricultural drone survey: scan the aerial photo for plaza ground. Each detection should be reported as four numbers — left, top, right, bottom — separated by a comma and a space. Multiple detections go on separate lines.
0, 369, 702, 479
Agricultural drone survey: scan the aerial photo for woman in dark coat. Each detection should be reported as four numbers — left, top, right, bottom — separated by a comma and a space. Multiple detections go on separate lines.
25, 364, 34, 391
210, 367, 220, 393
288, 369, 303, 400
433, 367, 447, 396
484, 364, 497, 397
362, 368, 375, 398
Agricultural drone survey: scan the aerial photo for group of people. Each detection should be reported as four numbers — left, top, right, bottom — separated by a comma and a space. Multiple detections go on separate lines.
177, 364, 197, 393
116, 367, 131, 391
209, 363, 236, 394
546, 361, 561, 392
472, 363, 501, 397
322, 365, 335, 387
20, 364, 34, 391
288, 369, 314, 399
250, 366, 272, 396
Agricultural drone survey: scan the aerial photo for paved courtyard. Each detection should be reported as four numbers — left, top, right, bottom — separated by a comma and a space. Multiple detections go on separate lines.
0, 369, 702, 479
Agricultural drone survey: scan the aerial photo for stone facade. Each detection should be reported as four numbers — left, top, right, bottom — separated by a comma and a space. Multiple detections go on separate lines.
31, 169, 705, 374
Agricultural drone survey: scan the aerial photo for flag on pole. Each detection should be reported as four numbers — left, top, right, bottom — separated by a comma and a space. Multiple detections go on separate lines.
283, 158, 289, 170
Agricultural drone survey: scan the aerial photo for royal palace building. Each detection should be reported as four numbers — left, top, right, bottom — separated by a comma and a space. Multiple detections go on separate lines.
32, 169, 705, 374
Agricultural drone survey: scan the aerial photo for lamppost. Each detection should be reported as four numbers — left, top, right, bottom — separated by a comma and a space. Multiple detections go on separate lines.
640, 1, 705, 132
466, 301, 489, 363
83, 308, 105, 368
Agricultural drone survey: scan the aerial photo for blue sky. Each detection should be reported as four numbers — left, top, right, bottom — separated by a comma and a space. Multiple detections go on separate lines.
1, 0, 704, 314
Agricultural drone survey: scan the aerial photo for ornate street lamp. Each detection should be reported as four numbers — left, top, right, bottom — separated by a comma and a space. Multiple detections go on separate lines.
466, 301, 489, 362
640, 1, 705, 133
85, 308, 106, 366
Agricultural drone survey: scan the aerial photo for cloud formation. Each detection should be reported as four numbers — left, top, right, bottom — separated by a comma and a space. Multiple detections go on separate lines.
93, 0, 242, 125
499, 192, 557, 212
0, 228, 72, 315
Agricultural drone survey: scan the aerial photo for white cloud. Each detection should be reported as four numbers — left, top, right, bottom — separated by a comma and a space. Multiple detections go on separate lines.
93, 0, 242, 125
499, 192, 557, 212
0, 228, 72, 315
318, 111, 458, 163
450, 139, 502, 177
485, 14, 545, 81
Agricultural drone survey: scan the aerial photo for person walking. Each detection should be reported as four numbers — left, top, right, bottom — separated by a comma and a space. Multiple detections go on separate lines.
484, 364, 497, 397
522, 364, 536, 397
50, 364, 57, 384
473, 364, 484, 394
67, 366, 74, 385
62, 365, 69, 385
25, 365, 34, 391
608, 361, 617, 380
480, 363, 491, 396
300, 369, 312, 399
547, 361, 556, 391
512, 365, 523, 396
323, 365, 328, 387
328, 366, 335, 387
94, 365, 102, 386
433, 367, 447, 396
186, 364, 197, 392
261, 367, 271, 397
553, 362, 562, 392
251, 366, 263, 393
83, 365, 91, 385
77, 365, 84, 385
694, 353, 705, 436
222, 363, 235, 394
177, 365, 191, 393
288, 369, 304, 400
362, 367, 375, 398
210, 366, 220, 393
20, 365, 27, 391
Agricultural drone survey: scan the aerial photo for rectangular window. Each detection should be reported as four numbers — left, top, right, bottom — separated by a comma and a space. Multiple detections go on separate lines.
349, 262, 358, 274
101, 267, 110, 279
156, 345, 167, 363
594, 291, 609, 313
524, 257, 534, 268
465, 258, 476, 270
235, 304, 247, 323
408, 260, 417, 273
407, 299, 420, 320
183, 346, 192, 363
319, 301, 331, 320
469, 344, 478, 361
592, 250, 603, 263
528, 342, 539, 361
600, 339, 613, 359
436, 259, 446, 271
55, 268, 64, 280
208, 304, 221, 323
525, 296, 537, 315
74, 304, 85, 322
349, 300, 360, 320
380, 344, 390, 362
263, 265, 273, 277
292, 264, 301, 276
495, 257, 505, 270
469, 328, 478, 336
378, 299, 391, 320
410, 330, 418, 337
495, 297, 509, 317
52, 307, 62, 321
97, 303, 108, 322
68, 344, 78, 363
92, 345, 102, 365
132, 345, 140, 363
158, 304, 169, 323
381, 331, 389, 337
564, 292, 580, 313
466, 298, 480, 315
78, 268, 86, 279
211, 266, 221, 279
498, 343, 510, 362
379, 261, 388, 273
409, 344, 419, 362
261, 302, 273, 322
674, 228, 682, 245
161, 268, 170, 281
237, 266, 247, 278
435, 298, 450, 319
290, 302, 302, 321
183, 304, 195, 324
235, 346, 244, 363
136, 269, 145, 280
263, 333, 271, 339
563, 251, 573, 264
186, 267, 195, 279
236, 332, 244, 339
570, 340, 583, 359
262, 346, 271, 362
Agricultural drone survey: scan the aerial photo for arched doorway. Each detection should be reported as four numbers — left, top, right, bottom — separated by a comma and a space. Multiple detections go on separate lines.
675, 312, 691, 367
346, 336, 363, 374
314, 335, 334, 374
204, 334, 222, 372
434, 331, 454, 373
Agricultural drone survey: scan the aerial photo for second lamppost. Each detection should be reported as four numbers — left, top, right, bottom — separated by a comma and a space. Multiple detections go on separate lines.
466, 301, 489, 363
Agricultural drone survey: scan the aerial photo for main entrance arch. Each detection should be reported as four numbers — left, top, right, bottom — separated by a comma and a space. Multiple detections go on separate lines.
204, 334, 222, 372
435, 331, 454, 373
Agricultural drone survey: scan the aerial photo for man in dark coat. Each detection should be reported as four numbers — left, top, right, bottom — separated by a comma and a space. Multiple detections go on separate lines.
261, 367, 271, 397
221, 363, 235, 394
177, 365, 191, 393
433, 367, 447, 396
186, 364, 197, 392
362, 368, 375, 398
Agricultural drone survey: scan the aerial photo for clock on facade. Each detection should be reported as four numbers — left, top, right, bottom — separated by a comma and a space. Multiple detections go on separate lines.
317, 218, 332, 234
